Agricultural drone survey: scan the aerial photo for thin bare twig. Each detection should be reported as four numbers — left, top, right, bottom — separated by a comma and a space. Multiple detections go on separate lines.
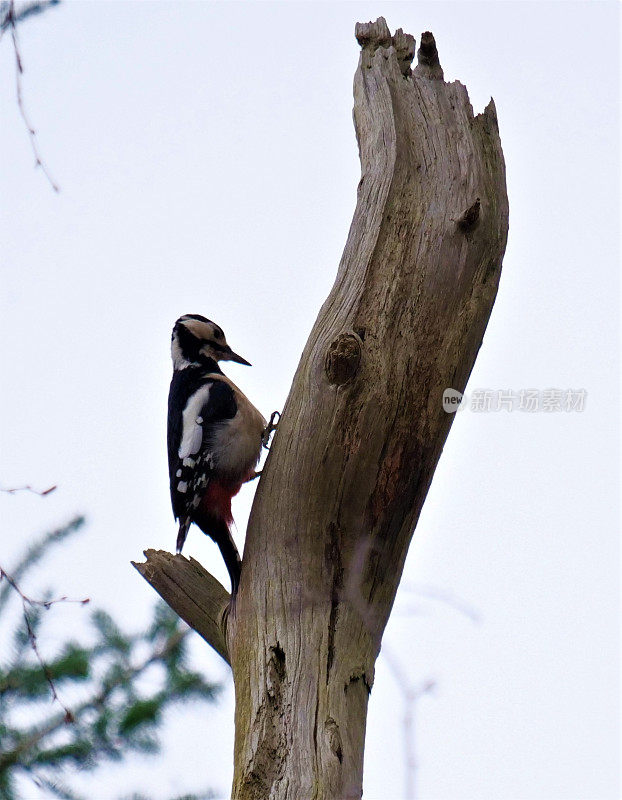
4, 0, 59, 191
382, 582, 479, 797
21, 605, 74, 722
401, 582, 482, 624
0, 515, 85, 611
0, 566, 89, 722
0, 483, 57, 496
382, 643, 436, 800
0, 567, 90, 609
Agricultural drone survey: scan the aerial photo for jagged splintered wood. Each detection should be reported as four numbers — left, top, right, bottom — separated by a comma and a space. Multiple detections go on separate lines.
135, 17, 508, 800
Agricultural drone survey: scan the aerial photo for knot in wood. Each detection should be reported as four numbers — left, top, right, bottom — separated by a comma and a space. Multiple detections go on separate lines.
325, 333, 362, 386
458, 198, 481, 233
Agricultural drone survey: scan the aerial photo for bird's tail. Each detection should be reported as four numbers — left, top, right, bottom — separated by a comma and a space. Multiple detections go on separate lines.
196, 513, 241, 595
176, 517, 192, 554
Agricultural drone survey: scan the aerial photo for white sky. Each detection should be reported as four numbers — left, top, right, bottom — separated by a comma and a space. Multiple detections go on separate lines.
1, 2, 619, 799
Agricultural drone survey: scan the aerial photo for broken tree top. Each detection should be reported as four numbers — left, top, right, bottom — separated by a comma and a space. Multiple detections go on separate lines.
355, 17, 444, 80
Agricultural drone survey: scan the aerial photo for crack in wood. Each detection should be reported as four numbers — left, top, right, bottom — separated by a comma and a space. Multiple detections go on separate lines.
325, 717, 343, 763
241, 644, 288, 799
325, 523, 343, 683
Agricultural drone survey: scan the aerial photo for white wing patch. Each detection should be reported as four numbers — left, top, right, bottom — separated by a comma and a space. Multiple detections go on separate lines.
178, 384, 211, 459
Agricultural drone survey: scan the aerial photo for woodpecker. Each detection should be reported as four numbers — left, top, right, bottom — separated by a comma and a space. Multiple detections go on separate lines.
167, 314, 266, 594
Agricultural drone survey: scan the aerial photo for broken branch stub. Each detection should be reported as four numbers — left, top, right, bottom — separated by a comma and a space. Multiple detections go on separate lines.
132, 550, 230, 664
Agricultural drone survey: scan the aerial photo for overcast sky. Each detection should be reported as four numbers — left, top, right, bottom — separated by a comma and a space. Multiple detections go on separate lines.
1, 2, 619, 799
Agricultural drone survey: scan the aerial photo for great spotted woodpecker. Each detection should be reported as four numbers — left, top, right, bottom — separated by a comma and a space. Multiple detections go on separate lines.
167, 314, 267, 593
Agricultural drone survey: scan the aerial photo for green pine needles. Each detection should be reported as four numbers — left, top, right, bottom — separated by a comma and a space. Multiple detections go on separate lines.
0, 516, 219, 800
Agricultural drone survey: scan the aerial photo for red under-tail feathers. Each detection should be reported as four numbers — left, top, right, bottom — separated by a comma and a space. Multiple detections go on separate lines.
198, 479, 242, 524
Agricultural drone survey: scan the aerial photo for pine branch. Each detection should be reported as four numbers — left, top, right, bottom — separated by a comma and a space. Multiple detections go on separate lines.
0, 0, 60, 31
1, 517, 219, 797
0, 626, 193, 772
31, 773, 86, 800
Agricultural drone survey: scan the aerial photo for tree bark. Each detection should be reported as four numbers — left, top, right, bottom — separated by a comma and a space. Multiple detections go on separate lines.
136, 17, 508, 800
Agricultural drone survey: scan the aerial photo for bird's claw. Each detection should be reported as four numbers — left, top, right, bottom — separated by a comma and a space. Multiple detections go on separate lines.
262, 410, 280, 449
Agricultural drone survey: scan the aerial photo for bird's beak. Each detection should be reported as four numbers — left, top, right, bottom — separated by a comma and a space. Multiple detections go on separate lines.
223, 346, 251, 366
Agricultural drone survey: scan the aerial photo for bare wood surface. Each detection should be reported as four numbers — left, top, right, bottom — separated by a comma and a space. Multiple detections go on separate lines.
132, 550, 230, 664
228, 17, 508, 800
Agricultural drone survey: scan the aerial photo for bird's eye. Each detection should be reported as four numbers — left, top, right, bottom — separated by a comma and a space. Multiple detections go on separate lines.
214, 327, 224, 340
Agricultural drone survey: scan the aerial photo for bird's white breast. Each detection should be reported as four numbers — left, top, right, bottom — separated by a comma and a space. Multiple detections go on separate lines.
212, 378, 266, 479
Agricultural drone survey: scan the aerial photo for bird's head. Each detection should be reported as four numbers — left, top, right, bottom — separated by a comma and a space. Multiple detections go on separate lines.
171, 314, 251, 370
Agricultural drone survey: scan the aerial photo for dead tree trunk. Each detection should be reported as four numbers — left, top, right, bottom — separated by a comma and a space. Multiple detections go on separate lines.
135, 17, 508, 800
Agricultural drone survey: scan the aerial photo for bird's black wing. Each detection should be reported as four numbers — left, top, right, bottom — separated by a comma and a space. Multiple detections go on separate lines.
167, 372, 237, 522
